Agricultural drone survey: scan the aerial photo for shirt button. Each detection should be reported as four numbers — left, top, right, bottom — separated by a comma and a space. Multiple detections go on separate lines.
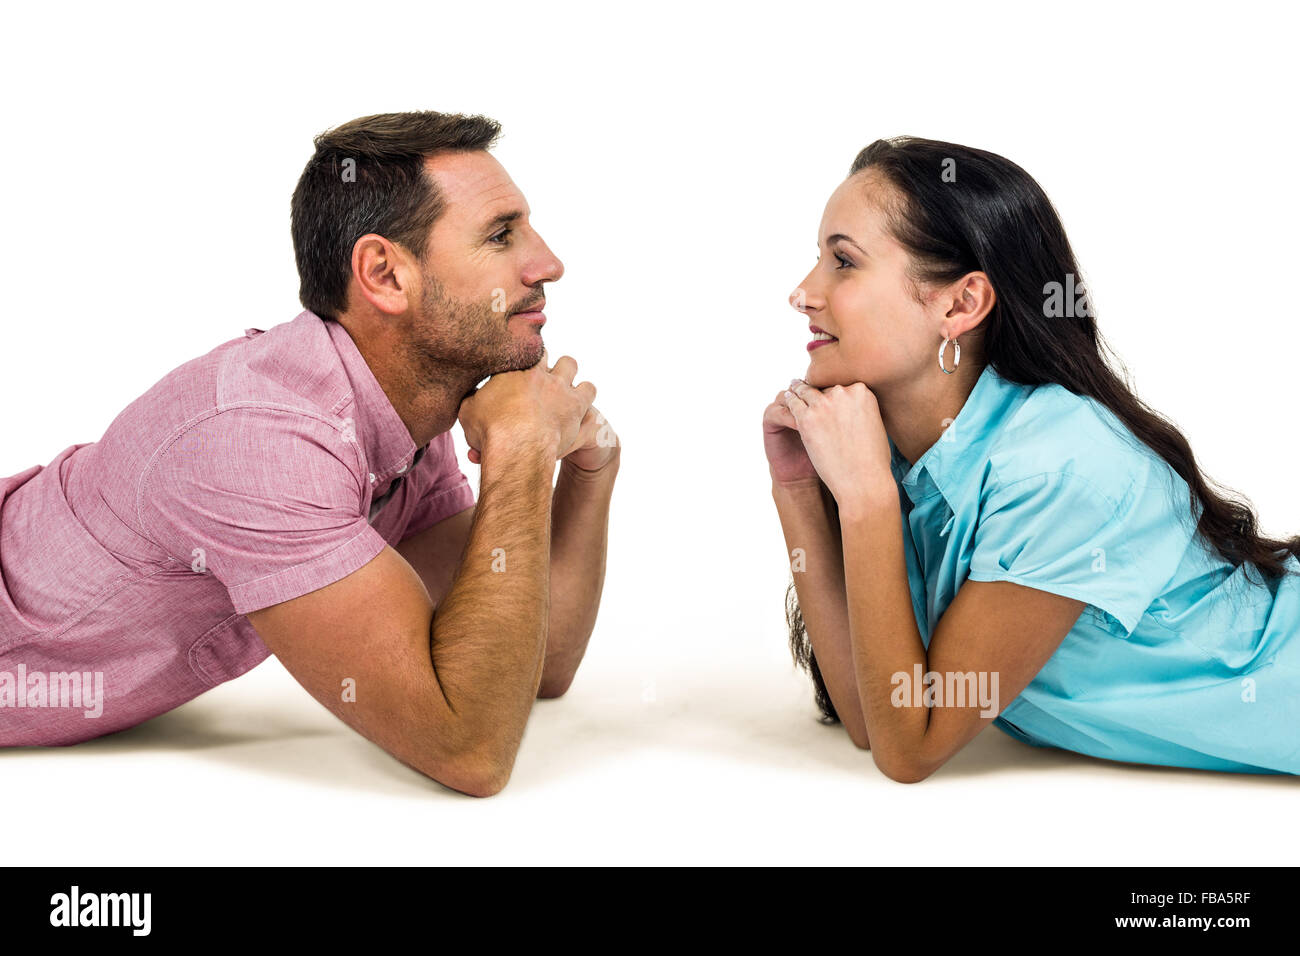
397, 463, 407, 474
368, 473, 376, 484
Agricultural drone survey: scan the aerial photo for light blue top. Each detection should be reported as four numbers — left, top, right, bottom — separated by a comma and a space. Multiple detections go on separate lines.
888, 363, 1300, 774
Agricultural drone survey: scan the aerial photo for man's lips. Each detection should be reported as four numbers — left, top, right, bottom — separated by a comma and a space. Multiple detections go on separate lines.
512, 301, 546, 324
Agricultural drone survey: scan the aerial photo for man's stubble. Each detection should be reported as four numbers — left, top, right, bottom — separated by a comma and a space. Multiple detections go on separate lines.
409, 270, 545, 394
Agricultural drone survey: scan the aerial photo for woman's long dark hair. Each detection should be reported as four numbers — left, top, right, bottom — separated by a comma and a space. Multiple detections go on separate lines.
790, 135, 1300, 723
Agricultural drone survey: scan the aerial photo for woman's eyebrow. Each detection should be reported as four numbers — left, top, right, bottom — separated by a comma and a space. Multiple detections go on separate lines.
825, 233, 866, 253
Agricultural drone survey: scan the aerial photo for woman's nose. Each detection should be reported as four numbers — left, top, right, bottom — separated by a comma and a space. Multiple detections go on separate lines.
791, 282, 824, 314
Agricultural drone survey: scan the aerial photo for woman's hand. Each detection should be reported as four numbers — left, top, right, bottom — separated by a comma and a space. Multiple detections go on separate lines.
781, 378, 895, 514
763, 389, 819, 486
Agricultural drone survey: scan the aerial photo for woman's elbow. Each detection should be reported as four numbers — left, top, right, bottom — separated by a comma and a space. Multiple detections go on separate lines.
872, 749, 937, 784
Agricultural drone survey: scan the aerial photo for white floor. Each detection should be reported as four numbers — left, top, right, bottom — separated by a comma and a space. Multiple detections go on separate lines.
4, 641, 1295, 866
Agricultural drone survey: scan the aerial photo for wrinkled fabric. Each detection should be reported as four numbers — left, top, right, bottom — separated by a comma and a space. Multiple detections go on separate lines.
0, 310, 474, 745
890, 363, 1299, 774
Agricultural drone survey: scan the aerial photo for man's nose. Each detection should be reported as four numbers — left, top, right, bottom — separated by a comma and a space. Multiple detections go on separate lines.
524, 239, 564, 285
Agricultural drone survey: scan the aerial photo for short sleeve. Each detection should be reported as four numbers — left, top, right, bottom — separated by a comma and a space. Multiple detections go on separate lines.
966, 469, 1198, 638
137, 406, 388, 615
399, 430, 475, 541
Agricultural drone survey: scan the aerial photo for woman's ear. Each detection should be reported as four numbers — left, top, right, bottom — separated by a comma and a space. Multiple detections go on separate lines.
942, 272, 996, 338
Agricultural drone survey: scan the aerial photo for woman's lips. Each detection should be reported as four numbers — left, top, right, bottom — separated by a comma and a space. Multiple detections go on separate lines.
808, 324, 837, 352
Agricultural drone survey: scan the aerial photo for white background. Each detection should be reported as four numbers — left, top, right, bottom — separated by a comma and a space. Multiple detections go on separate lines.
1, 0, 1297, 864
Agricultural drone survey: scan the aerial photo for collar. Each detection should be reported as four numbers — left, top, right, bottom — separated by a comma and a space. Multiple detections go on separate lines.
888, 363, 1032, 507
320, 313, 422, 488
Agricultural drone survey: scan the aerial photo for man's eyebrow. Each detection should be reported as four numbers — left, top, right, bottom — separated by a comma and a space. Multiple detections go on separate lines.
480, 209, 524, 237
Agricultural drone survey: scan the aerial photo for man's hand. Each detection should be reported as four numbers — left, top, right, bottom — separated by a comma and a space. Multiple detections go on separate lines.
459, 348, 595, 465
556, 405, 619, 472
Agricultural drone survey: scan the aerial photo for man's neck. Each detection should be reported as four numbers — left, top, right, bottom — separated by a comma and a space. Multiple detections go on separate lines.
337, 315, 479, 450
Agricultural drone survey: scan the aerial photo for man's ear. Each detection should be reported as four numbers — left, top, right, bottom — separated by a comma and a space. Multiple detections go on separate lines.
942, 271, 996, 339
350, 234, 417, 316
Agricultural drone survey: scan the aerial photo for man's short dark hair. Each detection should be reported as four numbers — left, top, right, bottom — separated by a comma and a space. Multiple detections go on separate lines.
290, 110, 502, 320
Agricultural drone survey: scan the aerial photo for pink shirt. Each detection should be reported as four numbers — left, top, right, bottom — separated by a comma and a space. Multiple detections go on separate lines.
0, 310, 475, 745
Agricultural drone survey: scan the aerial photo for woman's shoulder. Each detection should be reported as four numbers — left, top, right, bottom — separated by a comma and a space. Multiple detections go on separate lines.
966, 376, 1205, 639
982, 378, 1188, 514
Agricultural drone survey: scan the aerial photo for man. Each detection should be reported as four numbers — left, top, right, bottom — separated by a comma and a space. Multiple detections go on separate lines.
0, 111, 619, 797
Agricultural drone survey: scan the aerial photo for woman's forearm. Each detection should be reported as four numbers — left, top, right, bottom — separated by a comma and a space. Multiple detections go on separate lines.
838, 493, 932, 775
771, 479, 870, 746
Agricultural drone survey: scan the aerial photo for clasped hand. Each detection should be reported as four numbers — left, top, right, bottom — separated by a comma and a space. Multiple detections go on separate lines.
762, 378, 895, 511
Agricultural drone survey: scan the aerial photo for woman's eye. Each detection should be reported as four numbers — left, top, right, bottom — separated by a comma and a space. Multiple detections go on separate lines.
834, 253, 851, 269
489, 228, 512, 245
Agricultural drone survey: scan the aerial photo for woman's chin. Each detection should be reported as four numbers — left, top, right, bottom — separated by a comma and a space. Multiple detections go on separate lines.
803, 365, 841, 389
805, 368, 867, 390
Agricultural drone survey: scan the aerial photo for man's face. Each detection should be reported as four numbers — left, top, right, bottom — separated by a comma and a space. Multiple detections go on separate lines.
410, 150, 563, 379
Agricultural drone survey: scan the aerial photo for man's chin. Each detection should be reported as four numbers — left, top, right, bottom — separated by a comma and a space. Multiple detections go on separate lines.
486, 339, 546, 375
519, 337, 546, 369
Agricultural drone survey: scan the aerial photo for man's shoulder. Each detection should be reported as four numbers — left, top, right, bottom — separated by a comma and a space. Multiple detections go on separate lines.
124, 313, 343, 432
217, 311, 348, 412
108, 314, 356, 488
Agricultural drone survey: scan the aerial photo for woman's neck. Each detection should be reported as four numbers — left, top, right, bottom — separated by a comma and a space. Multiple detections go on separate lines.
877, 358, 987, 468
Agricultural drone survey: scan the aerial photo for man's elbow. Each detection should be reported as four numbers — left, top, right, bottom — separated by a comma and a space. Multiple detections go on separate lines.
536, 656, 581, 699
436, 757, 511, 798
455, 769, 511, 798
422, 742, 516, 798
537, 672, 575, 699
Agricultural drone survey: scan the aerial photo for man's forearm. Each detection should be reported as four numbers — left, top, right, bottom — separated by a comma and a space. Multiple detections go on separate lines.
427, 436, 556, 777
538, 448, 620, 697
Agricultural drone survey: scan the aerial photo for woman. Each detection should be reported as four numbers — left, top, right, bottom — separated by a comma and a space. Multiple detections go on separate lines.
764, 136, 1300, 781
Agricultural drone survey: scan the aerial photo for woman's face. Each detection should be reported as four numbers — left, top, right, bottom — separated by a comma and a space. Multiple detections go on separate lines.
791, 170, 940, 390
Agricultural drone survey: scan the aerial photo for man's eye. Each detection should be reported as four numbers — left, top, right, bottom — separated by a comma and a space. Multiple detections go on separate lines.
489, 228, 512, 244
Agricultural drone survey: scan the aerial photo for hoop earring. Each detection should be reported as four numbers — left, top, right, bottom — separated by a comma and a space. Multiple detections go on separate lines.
938, 336, 961, 375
